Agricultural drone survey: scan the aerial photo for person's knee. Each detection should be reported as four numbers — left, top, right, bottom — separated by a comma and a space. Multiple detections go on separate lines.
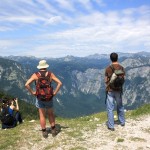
49, 111, 54, 116
47, 108, 54, 116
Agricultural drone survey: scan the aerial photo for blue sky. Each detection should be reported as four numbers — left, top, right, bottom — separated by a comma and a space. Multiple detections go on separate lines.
0, 0, 150, 58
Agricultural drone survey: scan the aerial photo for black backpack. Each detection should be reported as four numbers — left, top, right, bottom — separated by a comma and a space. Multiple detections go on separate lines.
109, 65, 125, 90
1, 107, 15, 126
35, 71, 53, 101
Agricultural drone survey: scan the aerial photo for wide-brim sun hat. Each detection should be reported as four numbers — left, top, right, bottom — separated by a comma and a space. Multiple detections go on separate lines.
37, 60, 49, 69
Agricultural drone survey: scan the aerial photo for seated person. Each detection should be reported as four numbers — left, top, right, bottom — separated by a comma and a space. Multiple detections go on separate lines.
1, 98, 22, 129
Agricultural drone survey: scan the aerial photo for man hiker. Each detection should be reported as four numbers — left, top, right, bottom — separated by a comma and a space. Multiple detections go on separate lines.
25, 60, 62, 138
105, 52, 125, 131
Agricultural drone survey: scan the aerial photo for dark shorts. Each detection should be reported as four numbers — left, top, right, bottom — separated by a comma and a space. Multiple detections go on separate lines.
35, 98, 53, 109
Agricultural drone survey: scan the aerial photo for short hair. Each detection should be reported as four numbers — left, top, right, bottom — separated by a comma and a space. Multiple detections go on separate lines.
110, 52, 118, 62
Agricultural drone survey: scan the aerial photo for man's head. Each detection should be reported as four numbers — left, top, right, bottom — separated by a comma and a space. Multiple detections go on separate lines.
37, 60, 49, 69
110, 52, 118, 62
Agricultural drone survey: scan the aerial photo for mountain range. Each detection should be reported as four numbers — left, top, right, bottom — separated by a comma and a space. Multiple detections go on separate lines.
0, 52, 149, 117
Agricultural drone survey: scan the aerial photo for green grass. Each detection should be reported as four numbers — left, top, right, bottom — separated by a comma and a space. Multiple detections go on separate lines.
143, 127, 150, 134
130, 137, 146, 142
117, 138, 124, 142
0, 130, 20, 149
130, 104, 150, 117
69, 147, 87, 150
0, 120, 39, 150
0, 104, 150, 150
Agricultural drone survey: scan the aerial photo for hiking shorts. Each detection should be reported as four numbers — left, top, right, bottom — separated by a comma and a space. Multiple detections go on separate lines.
35, 98, 53, 109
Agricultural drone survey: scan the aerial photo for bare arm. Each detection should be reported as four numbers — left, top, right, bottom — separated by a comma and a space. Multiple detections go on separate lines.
10, 98, 19, 111
25, 73, 37, 96
14, 98, 19, 111
51, 73, 62, 96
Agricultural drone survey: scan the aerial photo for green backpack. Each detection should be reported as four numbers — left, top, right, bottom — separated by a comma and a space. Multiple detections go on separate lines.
109, 65, 125, 90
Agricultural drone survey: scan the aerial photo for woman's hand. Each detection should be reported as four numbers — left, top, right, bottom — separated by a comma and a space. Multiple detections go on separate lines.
32, 91, 36, 96
53, 91, 56, 96
14, 98, 18, 103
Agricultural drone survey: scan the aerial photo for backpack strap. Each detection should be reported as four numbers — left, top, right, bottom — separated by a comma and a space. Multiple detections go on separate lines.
110, 64, 124, 74
38, 71, 51, 78
109, 65, 115, 73
108, 65, 115, 81
35, 71, 52, 85
35, 72, 41, 85
47, 71, 52, 83
35, 72, 41, 78
47, 71, 51, 78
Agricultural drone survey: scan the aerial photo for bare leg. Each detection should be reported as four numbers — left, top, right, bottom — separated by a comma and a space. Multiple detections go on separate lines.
38, 108, 46, 129
47, 108, 55, 127
47, 108, 57, 137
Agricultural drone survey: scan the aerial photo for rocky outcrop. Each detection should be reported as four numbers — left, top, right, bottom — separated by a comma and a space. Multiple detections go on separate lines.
72, 69, 102, 96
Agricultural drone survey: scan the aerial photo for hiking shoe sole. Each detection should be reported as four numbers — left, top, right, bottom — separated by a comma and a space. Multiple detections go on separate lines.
42, 130, 48, 138
51, 128, 57, 137
108, 127, 115, 131
121, 124, 125, 126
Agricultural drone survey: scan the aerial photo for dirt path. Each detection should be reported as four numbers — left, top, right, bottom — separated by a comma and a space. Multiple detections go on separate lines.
82, 116, 150, 150
18, 115, 150, 150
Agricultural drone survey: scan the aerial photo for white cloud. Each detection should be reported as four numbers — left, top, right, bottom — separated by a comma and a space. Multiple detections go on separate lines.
45, 16, 63, 25
0, 26, 13, 32
55, 0, 75, 11
0, 1, 150, 57
0, 40, 18, 48
77, 0, 93, 11
35, 0, 58, 14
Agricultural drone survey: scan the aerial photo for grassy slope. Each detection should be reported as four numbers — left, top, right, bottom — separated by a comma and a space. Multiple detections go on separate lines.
0, 104, 150, 150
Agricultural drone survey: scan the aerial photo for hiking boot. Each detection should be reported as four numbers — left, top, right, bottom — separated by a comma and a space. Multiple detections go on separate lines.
51, 128, 57, 137
42, 130, 48, 138
108, 127, 115, 131
121, 123, 125, 126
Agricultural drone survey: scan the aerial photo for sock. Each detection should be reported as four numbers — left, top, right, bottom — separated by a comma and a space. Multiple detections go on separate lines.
42, 128, 46, 132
